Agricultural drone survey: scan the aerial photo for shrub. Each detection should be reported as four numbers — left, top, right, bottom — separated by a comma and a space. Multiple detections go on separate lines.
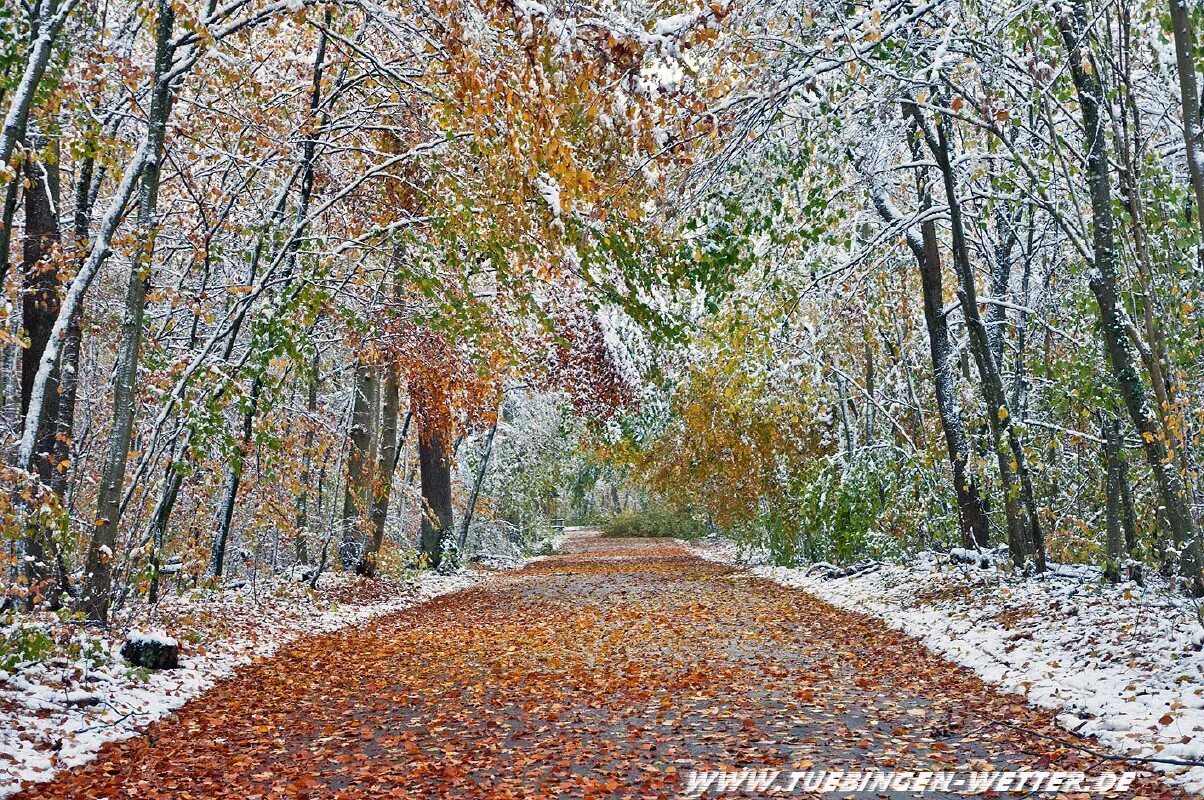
0, 623, 54, 671
0, 612, 108, 672
602, 505, 709, 540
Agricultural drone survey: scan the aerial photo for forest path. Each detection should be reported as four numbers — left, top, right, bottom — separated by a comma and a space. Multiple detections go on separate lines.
18, 531, 1186, 799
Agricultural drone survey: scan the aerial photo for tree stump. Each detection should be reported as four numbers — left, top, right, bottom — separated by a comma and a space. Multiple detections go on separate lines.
121, 632, 179, 669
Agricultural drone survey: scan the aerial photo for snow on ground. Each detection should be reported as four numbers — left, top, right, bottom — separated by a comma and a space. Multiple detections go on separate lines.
693, 539, 1204, 794
464, 522, 573, 569
515, 524, 581, 564
0, 569, 481, 796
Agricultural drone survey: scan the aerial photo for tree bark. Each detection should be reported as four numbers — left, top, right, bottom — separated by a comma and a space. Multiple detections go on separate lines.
294, 352, 320, 566
986, 210, 1019, 369
865, 131, 990, 550
358, 363, 401, 576
417, 423, 454, 569
48, 149, 93, 499
211, 21, 332, 577
209, 377, 261, 578
1113, 13, 1194, 510
1101, 414, 1125, 583
918, 102, 1045, 570
20, 132, 62, 425
80, 0, 175, 623
339, 362, 378, 568
0, 177, 17, 293
1168, 0, 1204, 251
0, 0, 79, 171
458, 422, 498, 553
18, 128, 62, 594
146, 437, 185, 603
1059, 0, 1201, 592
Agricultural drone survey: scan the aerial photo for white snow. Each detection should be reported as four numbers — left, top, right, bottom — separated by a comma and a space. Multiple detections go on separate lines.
693, 541, 1204, 794
125, 630, 177, 648
512, 0, 547, 18
653, 12, 701, 37
0, 570, 482, 796
536, 173, 562, 218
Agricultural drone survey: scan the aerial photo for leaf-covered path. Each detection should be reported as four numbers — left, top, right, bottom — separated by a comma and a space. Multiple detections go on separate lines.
18, 533, 1188, 799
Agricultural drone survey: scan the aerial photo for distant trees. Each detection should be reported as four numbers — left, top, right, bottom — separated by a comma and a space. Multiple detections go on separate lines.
6, 0, 1202, 621
0, 0, 683, 620
622, 0, 1204, 589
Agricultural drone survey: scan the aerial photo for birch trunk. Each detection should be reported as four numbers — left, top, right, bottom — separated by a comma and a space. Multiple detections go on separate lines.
80, 0, 175, 623
358, 363, 401, 576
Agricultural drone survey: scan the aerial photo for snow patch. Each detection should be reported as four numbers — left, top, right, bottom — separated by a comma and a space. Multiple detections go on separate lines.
125, 630, 177, 648
0, 571, 481, 796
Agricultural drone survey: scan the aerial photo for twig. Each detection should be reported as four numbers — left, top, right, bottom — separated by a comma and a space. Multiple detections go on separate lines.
985, 716, 1204, 769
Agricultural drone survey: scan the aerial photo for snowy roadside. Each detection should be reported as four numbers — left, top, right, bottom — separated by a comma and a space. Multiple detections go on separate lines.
0, 568, 483, 796
522, 525, 585, 563
692, 539, 1204, 794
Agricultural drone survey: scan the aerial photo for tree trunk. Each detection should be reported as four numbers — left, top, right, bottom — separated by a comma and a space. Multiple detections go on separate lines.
862, 334, 875, 445
1101, 414, 1125, 583
986, 211, 1018, 369
0, 0, 78, 170
294, 352, 319, 566
1113, 14, 1195, 511
358, 363, 401, 576
1059, 1, 1201, 592
1169, 0, 1204, 251
47, 150, 93, 499
0, 177, 17, 293
339, 362, 378, 568
209, 377, 261, 578
80, 0, 175, 623
212, 21, 333, 577
919, 236, 993, 549
865, 130, 990, 549
919, 102, 1045, 570
20, 130, 62, 428
146, 438, 185, 603
458, 422, 498, 553
18, 128, 62, 594
1119, 437, 1140, 584
417, 424, 454, 569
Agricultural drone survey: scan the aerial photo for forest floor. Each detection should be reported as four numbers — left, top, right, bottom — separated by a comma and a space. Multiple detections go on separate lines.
11, 530, 1192, 799
0, 570, 480, 795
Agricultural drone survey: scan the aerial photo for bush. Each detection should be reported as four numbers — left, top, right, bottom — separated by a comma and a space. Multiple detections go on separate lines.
602, 506, 709, 540
0, 612, 108, 672
0, 623, 54, 671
